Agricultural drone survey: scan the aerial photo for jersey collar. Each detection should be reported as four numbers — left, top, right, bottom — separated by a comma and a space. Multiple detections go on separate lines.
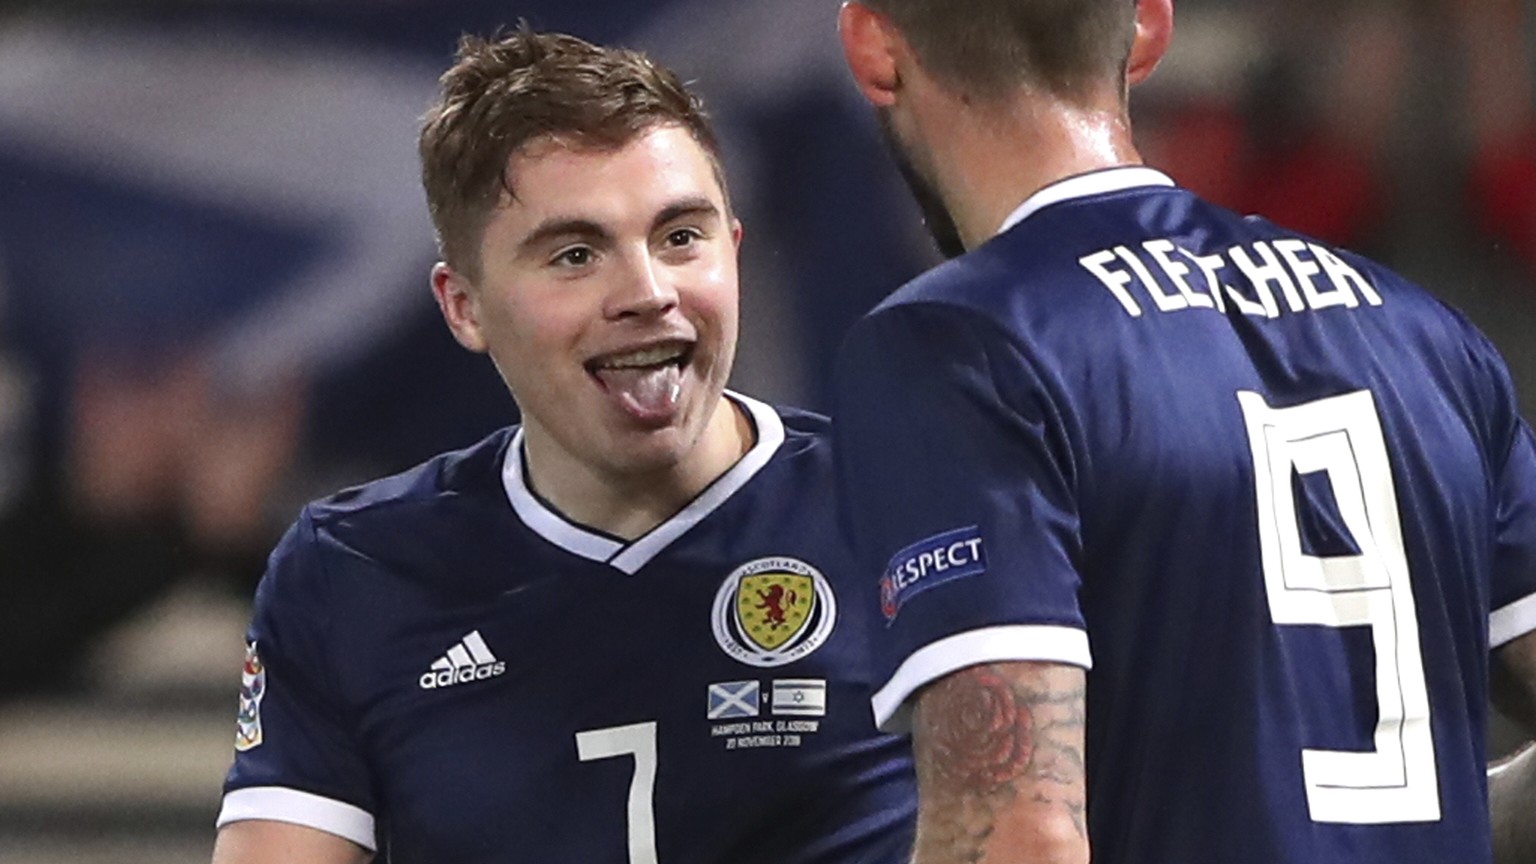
501, 391, 786, 575
996, 165, 1176, 236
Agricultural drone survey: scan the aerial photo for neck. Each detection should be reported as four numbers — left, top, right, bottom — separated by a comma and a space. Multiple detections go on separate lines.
522, 396, 754, 540
916, 84, 1142, 249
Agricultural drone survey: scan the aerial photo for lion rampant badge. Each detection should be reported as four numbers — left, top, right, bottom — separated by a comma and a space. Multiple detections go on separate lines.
713, 557, 836, 667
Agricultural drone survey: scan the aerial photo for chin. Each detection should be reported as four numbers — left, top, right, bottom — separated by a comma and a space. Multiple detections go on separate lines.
595, 432, 693, 479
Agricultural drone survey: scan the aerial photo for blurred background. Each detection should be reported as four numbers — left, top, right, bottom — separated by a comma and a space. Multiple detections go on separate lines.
0, 0, 1531, 860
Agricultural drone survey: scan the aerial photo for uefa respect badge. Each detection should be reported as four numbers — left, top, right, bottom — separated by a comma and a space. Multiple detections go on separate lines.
880, 526, 987, 623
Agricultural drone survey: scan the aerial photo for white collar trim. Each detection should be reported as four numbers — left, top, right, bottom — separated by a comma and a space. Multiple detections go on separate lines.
501, 391, 786, 575
996, 166, 1175, 236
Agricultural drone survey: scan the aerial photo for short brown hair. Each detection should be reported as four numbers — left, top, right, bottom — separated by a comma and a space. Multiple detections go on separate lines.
866, 0, 1137, 103
419, 27, 722, 277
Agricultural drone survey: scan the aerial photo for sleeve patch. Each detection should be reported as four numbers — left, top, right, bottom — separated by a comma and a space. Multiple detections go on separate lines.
235, 640, 267, 751
880, 526, 987, 623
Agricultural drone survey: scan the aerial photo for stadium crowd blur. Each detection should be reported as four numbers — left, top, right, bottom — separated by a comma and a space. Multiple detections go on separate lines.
0, 0, 1532, 697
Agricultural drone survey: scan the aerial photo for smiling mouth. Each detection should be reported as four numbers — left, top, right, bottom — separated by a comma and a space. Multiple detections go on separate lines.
585, 340, 695, 422
585, 341, 694, 374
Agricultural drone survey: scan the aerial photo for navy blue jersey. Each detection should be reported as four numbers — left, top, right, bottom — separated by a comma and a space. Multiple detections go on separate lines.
219, 394, 915, 863
833, 168, 1536, 864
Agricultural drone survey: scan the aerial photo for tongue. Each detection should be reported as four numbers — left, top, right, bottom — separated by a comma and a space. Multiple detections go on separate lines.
596, 364, 682, 419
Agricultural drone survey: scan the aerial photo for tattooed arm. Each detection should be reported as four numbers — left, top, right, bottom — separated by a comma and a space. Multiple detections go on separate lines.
909, 662, 1089, 864
1491, 629, 1536, 864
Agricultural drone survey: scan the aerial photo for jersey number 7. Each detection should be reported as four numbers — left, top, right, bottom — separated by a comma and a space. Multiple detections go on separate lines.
576, 721, 661, 863
1239, 390, 1441, 825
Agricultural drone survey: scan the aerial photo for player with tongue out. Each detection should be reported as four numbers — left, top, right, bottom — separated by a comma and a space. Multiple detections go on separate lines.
212, 27, 915, 864
428, 110, 750, 537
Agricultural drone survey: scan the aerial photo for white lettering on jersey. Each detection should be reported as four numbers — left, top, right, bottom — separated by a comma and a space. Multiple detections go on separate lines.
1081, 237, 1385, 319
889, 537, 986, 591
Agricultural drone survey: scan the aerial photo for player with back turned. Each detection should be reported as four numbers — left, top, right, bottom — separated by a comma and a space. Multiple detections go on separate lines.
208, 28, 915, 864
830, 1, 1536, 862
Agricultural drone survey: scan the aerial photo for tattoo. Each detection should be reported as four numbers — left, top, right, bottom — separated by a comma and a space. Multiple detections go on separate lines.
911, 663, 1087, 863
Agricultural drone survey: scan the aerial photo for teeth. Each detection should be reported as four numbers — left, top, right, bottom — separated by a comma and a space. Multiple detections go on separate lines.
596, 345, 686, 369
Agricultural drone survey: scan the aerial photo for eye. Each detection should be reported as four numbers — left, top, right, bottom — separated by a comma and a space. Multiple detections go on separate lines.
552, 246, 594, 268
665, 228, 702, 248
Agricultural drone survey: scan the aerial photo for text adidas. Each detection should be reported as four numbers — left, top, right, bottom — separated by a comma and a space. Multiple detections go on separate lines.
419, 661, 506, 690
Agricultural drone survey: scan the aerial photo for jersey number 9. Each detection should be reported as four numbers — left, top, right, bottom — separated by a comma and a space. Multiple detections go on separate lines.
1239, 390, 1441, 825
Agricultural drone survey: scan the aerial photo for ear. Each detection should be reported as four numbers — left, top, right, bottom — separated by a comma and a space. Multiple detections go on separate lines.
431, 262, 489, 353
730, 217, 744, 250
838, 2, 901, 107
1127, 0, 1174, 87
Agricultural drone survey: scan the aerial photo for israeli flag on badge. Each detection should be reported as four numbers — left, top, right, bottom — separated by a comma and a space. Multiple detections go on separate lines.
707, 680, 761, 719
771, 679, 827, 716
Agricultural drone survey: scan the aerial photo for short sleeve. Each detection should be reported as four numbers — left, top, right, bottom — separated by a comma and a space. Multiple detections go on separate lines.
834, 303, 1090, 732
217, 508, 377, 850
1492, 417, 1536, 648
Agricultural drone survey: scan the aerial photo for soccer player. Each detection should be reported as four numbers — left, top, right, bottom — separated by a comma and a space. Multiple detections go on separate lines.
209, 29, 915, 864
830, 1, 1536, 862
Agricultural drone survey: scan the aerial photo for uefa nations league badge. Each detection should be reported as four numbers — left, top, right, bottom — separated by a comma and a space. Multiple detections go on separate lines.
235, 641, 267, 751
712, 557, 836, 667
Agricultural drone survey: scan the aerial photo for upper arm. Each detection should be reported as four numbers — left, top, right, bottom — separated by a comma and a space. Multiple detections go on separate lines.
833, 305, 1089, 731
219, 510, 378, 849
212, 819, 372, 864
1493, 628, 1536, 735
1489, 408, 1536, 737
834, 306, 1091, 860
1489, 631, 1536, 864
1486, 354, 1536, 648
910, 661, 1088, 864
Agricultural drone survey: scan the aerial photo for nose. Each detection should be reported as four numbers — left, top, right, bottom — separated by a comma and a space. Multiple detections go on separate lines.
604, 248, 680, 320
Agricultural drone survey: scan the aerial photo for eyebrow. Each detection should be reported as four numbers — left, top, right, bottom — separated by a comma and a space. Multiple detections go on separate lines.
652, 197, 721, 231
515, 218, 612, 259
514, 196, 724, 259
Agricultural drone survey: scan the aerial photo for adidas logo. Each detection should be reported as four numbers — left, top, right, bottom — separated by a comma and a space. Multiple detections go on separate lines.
419, 630, 507, 690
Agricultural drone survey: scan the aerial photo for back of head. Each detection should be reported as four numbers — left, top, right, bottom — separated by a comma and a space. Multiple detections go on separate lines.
419, 27, 721, 278
865, 0, 1137, 103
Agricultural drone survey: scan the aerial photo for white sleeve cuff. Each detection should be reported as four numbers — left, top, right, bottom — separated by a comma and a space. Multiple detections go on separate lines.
1492, 591, 1536, 649
871, 624, 1092, 732
217, 786, 377, 851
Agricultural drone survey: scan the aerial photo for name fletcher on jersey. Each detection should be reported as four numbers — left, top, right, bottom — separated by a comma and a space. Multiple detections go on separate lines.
1080, 235, 1384, 320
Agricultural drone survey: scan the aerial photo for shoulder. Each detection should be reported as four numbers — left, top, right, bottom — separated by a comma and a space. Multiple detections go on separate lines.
723, 395, 845, 509
733, 393, 833, 473
840, 281, 1041, 412
262, 428, 516, 597
249, 429, 518, 658
304, 427, 513, 535
1312, 235, 1515, 377
856, 209, 1160, 357
867, 243, 1023, 323
773, 401, 831, 444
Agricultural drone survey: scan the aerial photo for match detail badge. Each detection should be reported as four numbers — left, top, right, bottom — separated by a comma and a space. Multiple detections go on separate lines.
235, 641, 267, 752
712, 557, 836, 667
708, 677, 829, 751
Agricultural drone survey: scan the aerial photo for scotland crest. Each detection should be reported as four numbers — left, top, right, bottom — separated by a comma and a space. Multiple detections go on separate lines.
712, 557, 836, 667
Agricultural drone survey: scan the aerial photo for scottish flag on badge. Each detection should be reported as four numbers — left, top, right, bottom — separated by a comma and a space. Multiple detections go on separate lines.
707, 680, 761, 719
